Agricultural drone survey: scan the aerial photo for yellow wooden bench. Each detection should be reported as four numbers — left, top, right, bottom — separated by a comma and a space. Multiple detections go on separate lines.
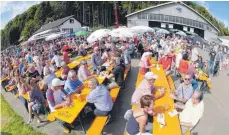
184, 131, 191, 135
86, 64, 131, 135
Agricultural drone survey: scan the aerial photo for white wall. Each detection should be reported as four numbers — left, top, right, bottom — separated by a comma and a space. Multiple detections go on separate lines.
59, 18, 81, 33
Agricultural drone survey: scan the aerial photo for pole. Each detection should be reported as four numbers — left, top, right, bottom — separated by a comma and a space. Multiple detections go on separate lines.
113, 1, 119, 29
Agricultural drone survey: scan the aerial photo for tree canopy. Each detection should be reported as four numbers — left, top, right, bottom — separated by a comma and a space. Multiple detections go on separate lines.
1, 1, 228, 50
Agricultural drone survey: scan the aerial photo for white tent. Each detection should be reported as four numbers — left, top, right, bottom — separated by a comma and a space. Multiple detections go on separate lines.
87, 29, 111, 43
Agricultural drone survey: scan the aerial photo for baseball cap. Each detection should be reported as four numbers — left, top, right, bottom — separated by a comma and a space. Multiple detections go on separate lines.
144, 72, 158, 80
52, 78, 65, 87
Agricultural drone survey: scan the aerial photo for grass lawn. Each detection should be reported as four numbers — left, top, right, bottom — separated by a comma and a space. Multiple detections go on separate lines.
0, 95, 45, 135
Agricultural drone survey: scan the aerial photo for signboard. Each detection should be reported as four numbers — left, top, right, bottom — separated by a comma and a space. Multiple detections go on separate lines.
161, 23, 166, 28
190, 28, 194, 33
169, 24, 173, 29
176, 7, 182, 13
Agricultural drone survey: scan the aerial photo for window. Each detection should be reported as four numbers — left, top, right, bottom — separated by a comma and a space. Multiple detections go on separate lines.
172, 16, 175, 22
164, 15, 169, 22
160, 15, 164, 21
70, 28, 73, 33
149, 14, 153, 20
155, 14, 160, 20
62, 28, 69, 32
138, 14, 141, 19
142, 14, 147, 19
70, 19, 74, 24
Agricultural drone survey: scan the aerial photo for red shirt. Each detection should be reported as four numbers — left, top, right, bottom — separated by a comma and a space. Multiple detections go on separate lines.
63, 51, 70, 64
159, 57, 172, 70
178, 59, 189, 74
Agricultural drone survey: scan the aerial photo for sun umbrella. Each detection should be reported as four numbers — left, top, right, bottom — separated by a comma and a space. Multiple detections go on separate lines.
151, 27, 161, 31
109, 28, 134, 38
186, 31, 198, 36
156, 29, 170, 34
131, 25, 155, 34
45, 33, 62, 41
188, 35, 206, 44
176, 31, 187, 36
75, 31, 88, 36
169, 29, 180, 33
87, 29, 111, 43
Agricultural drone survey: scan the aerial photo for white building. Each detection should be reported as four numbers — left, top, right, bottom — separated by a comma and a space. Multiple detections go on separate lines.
126, 1, 219, 41
31, 15, 82, 40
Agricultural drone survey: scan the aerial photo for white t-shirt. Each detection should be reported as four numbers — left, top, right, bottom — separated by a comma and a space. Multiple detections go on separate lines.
179, 99, 204, 129
49, 89, 65, 112
51, 55, 61, 67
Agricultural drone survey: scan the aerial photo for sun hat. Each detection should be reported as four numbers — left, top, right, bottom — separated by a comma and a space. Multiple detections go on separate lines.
144, 72, 158, 80
52, 78, 65, 87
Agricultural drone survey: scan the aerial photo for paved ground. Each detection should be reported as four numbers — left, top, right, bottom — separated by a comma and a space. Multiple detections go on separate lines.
1, 48, 229, 135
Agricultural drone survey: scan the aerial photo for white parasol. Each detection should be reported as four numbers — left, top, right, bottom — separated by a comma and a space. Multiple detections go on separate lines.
176, 31, 187, 36
45, 33, 62, 41
87, 29, 111, 43
156, 29, 170, 34
109, 28, 134, 38
131, 25, 155, 34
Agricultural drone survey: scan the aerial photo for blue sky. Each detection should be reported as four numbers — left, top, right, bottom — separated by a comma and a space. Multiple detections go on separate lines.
194, 1, 229, 29
1, 1, 229, 30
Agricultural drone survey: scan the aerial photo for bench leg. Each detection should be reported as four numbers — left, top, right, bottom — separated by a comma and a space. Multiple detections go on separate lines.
78, 115, 86, 134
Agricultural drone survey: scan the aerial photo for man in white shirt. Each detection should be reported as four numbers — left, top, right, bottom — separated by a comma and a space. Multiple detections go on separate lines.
191, 45, 199, 62
175, 90, 204, 134
51, 51, 61, 69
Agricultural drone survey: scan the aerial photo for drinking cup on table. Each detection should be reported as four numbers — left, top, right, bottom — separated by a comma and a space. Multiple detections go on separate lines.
77, 94, 82, 101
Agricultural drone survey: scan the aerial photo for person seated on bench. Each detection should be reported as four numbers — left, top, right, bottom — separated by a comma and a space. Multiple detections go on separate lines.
64, 70, 84, 94
46, 78, 72, 133
78, 44, 87, 56
27, 77, 45, 123
158, 52, 174, 76
177, 53, 190, 75
132, 72, 164, 105
175, 90, 204, 135
60, 61, 70, 80
170, 74, 193, 107
86, 78, 113, 117
101, 48, 111, 63
43, 60, 55, 75
27, 64, 41, 82
104, 58, 124, 90
126, 95, 154, 135
139, 52, 155, 75
91, 47, 103, 75
120, 46, 131, 68
43, 68, 56, 90
51, 51, 62, 70
78, 60, 96, 82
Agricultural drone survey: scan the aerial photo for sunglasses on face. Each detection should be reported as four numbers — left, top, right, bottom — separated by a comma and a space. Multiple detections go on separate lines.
184, 78, 190, 81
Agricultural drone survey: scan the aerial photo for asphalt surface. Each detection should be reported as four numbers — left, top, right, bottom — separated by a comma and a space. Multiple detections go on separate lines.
1, 48, 229, 135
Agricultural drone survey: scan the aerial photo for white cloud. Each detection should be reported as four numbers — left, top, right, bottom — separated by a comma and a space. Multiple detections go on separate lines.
223, 20, 229, 29
0, 1, 41, 29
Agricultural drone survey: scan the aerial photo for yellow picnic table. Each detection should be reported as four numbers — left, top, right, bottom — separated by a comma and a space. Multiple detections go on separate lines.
134, 58, 181, 135
48, 61, 113, 124
55, 55, 92, 77
1, 76, 9, 83
150, 65, 182, 135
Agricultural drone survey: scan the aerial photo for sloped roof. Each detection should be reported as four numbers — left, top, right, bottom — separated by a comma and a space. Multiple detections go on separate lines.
33, 15, 75, 35
125, 1, 219, 32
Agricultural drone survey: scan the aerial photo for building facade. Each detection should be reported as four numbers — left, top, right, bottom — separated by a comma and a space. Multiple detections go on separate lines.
126, 2, 219, 41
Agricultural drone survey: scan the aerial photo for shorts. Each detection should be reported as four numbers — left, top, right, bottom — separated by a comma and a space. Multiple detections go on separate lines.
32, 103, 42, 114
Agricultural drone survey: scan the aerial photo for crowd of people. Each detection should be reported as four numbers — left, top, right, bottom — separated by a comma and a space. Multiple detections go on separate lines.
1, 30, 229, 134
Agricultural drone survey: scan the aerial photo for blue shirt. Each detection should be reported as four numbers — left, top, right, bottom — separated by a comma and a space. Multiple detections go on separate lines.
64, 79, 83, 94
191, 79, 198, 91
177, 83, 193, 100
27, 56, 32, 63
87, 85, 113, 111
